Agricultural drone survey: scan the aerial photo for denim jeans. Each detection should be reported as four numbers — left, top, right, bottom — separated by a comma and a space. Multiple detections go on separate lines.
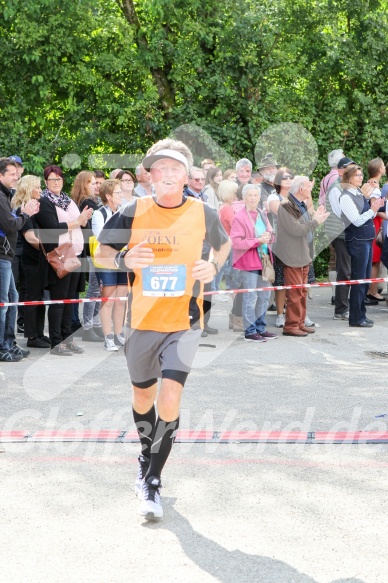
345, 238, 373, 325
214, 250, 233, 290
0, 259, 18, 351
82, 257, 101, 330
234, 269, 271, 334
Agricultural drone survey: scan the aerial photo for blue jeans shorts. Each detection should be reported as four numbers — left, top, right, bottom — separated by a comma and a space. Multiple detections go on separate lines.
96, 270, 128, 287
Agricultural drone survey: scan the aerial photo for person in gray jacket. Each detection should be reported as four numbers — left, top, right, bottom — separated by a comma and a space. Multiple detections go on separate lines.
276, 176, 329, 337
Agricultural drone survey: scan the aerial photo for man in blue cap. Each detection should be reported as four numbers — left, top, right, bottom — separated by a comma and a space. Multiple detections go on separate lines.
8, 156, 24, 181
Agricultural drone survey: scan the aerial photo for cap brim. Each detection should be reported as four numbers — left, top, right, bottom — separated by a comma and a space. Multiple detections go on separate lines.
142, 149, 189, 172
338, 159, 356, 169
258, 164, 281, 170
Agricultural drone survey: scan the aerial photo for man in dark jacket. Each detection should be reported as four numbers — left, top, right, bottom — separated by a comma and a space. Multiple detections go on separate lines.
0, 158, 39, 361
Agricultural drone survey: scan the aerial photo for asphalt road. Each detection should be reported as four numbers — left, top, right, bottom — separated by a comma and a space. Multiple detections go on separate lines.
1, 287, 388, 583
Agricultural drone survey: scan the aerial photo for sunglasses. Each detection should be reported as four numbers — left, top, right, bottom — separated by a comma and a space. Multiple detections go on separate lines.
281, 175, 294, 180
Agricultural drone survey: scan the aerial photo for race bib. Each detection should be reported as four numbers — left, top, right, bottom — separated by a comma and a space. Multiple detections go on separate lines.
142, 265, 186, 297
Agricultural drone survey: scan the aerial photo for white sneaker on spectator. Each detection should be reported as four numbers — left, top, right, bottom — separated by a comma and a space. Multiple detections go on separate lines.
304, 316, 315, 327
275, 314, 285, 328
212, 293, 229, 303
104, 334, 118, 351
333, 312, 349, 320
114, 332, 126, 346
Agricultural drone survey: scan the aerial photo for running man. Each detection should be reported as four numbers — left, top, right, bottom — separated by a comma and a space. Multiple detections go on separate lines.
96, 139, 231, 521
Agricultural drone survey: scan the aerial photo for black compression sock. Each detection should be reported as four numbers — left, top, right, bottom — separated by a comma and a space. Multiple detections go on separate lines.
133, 405, 156, 459
145, 416, 180, 481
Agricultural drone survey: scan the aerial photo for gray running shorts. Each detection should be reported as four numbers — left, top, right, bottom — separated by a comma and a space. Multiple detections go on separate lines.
124, 328, 202, 387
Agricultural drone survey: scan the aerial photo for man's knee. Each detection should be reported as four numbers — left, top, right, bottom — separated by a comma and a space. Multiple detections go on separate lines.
132, 381, 158, 410
158, 377, 184, 411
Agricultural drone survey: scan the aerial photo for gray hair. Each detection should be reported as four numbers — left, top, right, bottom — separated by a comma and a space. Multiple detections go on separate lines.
289, 175, 309, 195
145, 138, 194, 169
236, 158, 252, 172
241, 184, 260, 198
328, 149, 344, 168
135, 164, 142, 177
188, 166, 205, 179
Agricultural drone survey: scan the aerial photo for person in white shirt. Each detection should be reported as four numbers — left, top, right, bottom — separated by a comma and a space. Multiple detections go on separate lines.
339, 165, 382, 327
92, 180, 128, 351
326, 157, 357, 319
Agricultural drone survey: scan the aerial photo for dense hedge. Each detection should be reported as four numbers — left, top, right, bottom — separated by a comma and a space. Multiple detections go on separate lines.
2, 0, 387, 277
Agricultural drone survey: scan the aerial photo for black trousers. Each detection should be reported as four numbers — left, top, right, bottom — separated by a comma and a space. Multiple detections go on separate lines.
332, 237, 351, 315
23, 263, 46, 339
47, 270, 82, 347
203, 282, 212, 326
202, 252, 213, 327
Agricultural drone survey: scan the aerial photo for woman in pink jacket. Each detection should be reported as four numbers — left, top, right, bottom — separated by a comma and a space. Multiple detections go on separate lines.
230, 185, 277, 343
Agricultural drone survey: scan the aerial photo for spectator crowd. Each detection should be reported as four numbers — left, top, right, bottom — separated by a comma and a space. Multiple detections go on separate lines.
0, 146, 387, 362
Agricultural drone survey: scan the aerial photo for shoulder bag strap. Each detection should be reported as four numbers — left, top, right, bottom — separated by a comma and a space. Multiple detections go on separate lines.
100, 207, 108, 223
245, 206, 264, 259
38, 235, 48, 259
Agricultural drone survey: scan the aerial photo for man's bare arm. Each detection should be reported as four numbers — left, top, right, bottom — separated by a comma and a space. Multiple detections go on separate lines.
95, 241, 154, 270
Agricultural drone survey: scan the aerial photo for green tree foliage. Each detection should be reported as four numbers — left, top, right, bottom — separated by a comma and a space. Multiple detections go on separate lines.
0, 0, 388, 178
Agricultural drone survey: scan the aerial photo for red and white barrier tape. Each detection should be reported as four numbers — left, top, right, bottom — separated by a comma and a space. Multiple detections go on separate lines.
1, 429, 388, 444
0, 277, 387, 307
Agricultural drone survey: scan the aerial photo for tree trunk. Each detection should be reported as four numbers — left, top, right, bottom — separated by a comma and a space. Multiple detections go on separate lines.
117, 0, 174, 112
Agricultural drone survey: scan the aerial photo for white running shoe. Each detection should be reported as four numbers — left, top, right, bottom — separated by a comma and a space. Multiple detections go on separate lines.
275, 314, 285, 328
139, 476, 163, 521
212, 293, 229, 303
135, 454, 150, 499
104, 334, 119, 351
114, 332, 126, 346
304, 316, 315, 327
333, 312, 349, 320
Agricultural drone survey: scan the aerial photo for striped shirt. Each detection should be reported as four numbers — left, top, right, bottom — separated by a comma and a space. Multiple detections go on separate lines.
339, 187, 375, 227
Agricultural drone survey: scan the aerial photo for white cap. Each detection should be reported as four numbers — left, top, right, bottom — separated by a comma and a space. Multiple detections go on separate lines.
142, 149, 189, 172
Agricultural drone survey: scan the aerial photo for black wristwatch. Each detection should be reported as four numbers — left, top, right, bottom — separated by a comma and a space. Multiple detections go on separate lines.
210, 259, 220, 275
114, 249, 132, 271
